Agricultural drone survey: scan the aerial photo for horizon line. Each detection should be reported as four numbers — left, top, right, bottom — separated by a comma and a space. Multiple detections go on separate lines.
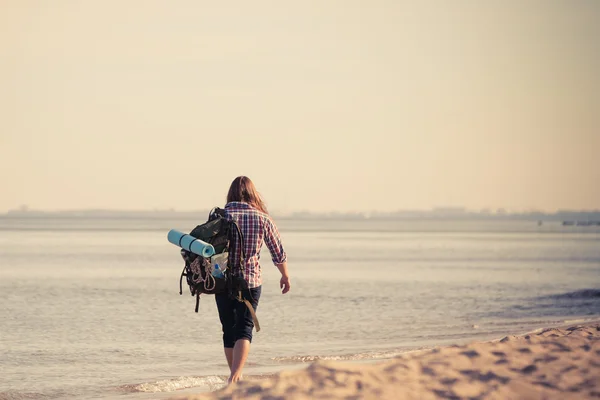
2, 207, 600, 216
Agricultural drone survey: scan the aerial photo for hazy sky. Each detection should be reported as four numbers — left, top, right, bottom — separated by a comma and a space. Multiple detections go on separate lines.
1, 1, 599, 213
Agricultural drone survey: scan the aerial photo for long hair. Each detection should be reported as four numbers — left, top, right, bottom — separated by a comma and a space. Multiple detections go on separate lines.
226, 176, 268, 214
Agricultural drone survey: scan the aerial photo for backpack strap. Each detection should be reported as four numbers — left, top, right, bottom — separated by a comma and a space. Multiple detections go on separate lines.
179, 264, 186, 295
236, 290, 261, 332
231, 220, 246, 270
243, 298, 260, 332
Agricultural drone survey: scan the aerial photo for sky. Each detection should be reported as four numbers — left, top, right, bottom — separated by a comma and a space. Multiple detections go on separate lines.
1, 1, 599, 213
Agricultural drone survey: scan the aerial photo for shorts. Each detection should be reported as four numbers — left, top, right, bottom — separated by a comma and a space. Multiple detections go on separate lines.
215, 286, 261, 348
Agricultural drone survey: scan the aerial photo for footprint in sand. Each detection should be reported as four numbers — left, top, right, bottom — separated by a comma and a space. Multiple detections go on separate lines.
521, 365, 537, 374
460, 350, 480, 359
561, 365, 577, 373
534, 355, 559, 363
517, 347, 532, 353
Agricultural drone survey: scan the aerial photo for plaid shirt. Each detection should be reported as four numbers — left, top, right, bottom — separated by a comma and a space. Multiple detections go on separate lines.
224, 202, 287, 288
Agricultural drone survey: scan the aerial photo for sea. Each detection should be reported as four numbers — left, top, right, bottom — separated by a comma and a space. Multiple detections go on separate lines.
1, 216, 599, 400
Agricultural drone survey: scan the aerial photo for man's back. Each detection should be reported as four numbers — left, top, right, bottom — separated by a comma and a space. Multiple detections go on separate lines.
225, 201, 286, 288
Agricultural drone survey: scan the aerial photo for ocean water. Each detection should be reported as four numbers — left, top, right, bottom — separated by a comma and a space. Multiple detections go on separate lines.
1, 217, 599, 400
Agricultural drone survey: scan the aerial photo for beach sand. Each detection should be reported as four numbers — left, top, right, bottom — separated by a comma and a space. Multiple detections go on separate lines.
173, 323, 600, 400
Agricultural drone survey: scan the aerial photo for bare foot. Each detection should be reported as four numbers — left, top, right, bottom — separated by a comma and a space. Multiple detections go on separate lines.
227, 374, 243, 384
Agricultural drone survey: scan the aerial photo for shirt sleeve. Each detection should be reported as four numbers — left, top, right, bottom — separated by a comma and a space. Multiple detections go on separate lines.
264, 217, 287, 265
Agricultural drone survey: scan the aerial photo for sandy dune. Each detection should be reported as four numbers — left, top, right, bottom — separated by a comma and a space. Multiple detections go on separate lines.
174, 324, 600, 399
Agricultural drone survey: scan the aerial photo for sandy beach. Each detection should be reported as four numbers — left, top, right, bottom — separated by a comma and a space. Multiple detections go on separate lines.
173, 323, 600, 400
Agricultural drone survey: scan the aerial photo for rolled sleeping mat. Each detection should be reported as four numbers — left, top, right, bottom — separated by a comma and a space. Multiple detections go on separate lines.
167, 229, 215, 258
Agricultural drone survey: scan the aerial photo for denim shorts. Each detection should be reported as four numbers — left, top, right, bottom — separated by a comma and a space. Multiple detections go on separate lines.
215, 286, 261, 348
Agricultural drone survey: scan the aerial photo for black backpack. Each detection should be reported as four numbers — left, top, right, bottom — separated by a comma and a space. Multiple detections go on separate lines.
177, 208, 261, 332
178, 207, 246, 312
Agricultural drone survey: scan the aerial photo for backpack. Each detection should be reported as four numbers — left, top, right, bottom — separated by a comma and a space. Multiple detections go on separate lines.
176, 208, 261, 331
178, 207, 244, 312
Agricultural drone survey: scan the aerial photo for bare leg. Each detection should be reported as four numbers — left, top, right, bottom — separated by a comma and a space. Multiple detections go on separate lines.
228, 339, 250, 383
224, 347, 233, 371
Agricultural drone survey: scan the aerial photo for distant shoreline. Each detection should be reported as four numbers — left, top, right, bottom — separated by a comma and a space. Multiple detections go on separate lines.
1, 208, 600, 222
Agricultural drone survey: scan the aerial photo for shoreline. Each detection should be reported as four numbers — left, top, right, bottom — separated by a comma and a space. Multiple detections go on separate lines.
170, 321, 600, 400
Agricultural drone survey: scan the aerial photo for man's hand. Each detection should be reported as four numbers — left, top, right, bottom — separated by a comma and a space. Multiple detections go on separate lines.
275, 262, 290, 294
280, 275, 291, 294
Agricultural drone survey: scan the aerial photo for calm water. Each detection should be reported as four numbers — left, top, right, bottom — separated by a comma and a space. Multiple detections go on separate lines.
1, 217, 599, 400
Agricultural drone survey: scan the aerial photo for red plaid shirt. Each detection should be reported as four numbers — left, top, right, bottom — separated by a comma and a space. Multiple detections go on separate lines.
224, 202, 287, 288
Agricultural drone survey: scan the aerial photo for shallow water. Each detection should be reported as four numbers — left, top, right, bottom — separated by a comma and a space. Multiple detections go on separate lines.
1, 217, 599, 399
